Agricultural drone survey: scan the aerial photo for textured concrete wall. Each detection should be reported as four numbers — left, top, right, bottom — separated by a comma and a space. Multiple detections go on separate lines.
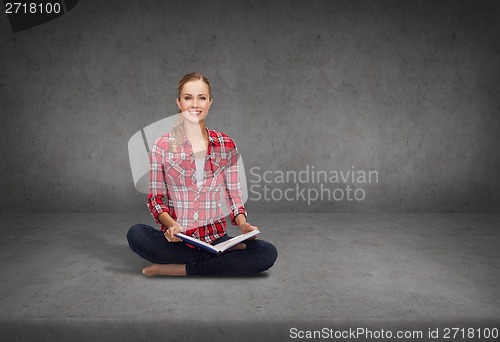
1, 0, 499, 213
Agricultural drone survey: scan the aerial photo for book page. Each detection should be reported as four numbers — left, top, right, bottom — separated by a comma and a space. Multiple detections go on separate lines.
213, 230, 260, 252
175, 233, 218, 252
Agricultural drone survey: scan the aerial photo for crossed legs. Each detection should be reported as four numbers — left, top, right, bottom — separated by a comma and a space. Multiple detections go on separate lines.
127, 224, 277, 276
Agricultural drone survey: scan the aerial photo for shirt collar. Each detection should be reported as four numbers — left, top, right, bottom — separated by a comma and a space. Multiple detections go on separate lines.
180, 126, 220, 146
206, 127, 220, 146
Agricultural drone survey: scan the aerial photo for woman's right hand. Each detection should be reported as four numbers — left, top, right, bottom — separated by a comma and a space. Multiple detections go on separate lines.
164, 222, 182, 242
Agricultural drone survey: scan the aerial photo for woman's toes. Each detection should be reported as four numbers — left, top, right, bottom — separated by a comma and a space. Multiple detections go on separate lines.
142, 264, 157, 276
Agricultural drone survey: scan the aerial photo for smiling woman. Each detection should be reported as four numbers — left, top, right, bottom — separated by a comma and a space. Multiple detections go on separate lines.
126, 72, 278, 277
170, 73, 213, 152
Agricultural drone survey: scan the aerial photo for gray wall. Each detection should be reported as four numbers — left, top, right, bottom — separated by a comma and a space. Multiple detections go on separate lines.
1, 0, 499, 214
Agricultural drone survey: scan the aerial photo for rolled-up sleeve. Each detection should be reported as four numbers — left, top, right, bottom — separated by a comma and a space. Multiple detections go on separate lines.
147, 140, 170, 224
223, 141, 247, 225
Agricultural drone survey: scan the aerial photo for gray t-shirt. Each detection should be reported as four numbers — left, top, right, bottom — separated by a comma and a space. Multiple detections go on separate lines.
195, 157, 204, 187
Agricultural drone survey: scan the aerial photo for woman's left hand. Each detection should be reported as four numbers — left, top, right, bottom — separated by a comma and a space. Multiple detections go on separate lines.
238, 222, 259, 239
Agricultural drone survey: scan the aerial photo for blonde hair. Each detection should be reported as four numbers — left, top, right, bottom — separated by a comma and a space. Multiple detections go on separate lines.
170, 72, 212, 152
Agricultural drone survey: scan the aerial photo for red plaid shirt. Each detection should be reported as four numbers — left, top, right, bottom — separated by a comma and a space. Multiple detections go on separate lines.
147, 127, 247, 244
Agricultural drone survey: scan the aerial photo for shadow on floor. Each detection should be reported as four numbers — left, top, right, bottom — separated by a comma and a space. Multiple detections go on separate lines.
65, 225, 271, 278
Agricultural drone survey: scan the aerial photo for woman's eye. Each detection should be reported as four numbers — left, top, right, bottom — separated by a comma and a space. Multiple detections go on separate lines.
200, 97, 206, 100
184, 96, 191, 100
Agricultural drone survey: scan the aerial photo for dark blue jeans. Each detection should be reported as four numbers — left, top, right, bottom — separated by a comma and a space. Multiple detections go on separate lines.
127, 224, 278, 276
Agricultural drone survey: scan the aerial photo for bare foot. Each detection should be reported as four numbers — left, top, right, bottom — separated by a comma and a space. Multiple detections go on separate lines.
142, 263, 187, 276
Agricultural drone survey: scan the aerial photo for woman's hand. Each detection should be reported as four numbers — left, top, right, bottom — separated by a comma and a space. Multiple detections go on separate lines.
164, 222, 182, 242
235, 213, 259, 238
238, 222, 259, 239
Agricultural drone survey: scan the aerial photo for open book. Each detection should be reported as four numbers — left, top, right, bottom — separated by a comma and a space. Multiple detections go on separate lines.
175, 230, 260, 254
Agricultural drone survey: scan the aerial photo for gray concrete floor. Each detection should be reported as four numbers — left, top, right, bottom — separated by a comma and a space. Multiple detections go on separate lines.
0, 213, 499, 341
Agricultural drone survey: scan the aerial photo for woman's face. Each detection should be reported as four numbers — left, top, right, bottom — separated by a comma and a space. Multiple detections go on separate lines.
176, 79, 212, 124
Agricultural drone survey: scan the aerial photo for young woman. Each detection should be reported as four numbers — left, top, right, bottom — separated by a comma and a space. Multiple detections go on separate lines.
127, 72, 278, 276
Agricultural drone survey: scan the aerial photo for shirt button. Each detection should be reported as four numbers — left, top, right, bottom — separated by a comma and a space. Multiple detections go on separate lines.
193, 211, 199, 220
